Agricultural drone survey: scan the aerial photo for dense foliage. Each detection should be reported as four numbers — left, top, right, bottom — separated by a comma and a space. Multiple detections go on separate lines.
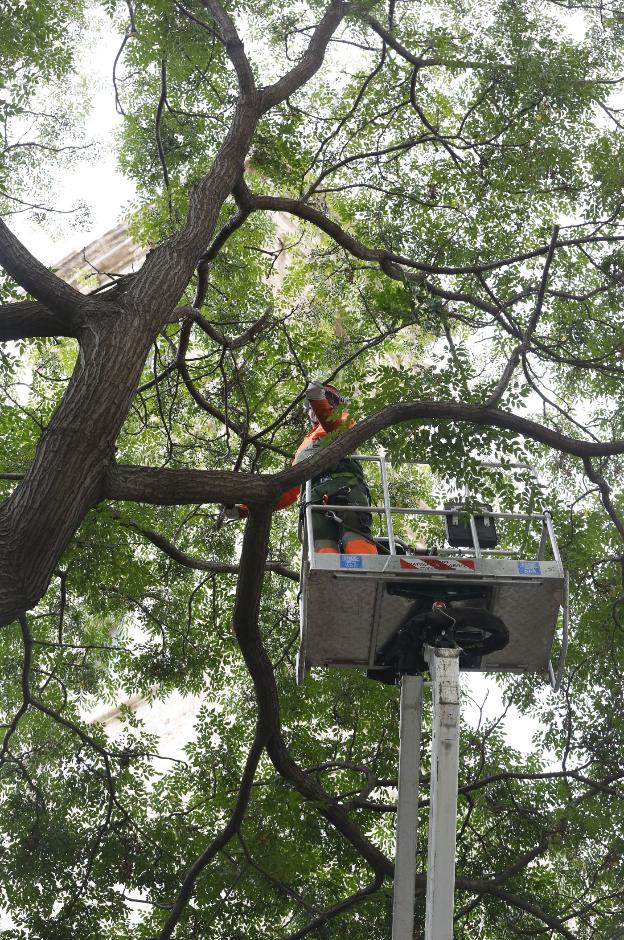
1, 0, 624, 936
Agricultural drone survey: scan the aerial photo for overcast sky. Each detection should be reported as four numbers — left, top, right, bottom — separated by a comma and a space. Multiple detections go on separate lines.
10, 9, 136, 266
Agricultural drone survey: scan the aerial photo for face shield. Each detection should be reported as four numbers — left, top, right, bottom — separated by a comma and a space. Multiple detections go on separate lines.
323, 384, 345, 406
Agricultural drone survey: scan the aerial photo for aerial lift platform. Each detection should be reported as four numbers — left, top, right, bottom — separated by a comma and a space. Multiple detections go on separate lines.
296, 454, 569, 940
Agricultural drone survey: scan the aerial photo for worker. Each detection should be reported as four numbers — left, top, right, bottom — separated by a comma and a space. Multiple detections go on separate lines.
224, 381, 378, 555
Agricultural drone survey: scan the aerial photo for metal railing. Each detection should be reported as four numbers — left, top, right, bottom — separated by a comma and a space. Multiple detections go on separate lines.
303, 452, 562, 563
300, 454, 569, 690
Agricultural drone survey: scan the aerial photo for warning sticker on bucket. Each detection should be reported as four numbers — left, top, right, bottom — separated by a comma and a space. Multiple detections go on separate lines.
399, 557, 476, 572
517, 561, 541, 575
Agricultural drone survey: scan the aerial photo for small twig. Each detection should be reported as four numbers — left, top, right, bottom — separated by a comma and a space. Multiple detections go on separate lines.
485, 224, 559, 407
583, 458, 624, 541
191, 302, 273, 349
525, 225, 560, 345
155, 59, 171, 192
409, 66, 464, 167
483, 345, 522, 408
282, 871, 385, 939
365, 15, 515, 71
57, 569, 67, 645
113, 32, 130, 116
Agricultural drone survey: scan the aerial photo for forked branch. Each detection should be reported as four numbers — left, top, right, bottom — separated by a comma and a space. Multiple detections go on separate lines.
485, 225, 560, 407
0, 219, 90, 321
259, 1, 348, 113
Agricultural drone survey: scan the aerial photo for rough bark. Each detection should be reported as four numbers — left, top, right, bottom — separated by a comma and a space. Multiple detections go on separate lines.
0, 300, 77, 341
0, 298, 155, 623
101, 399, 624, 511
0, 0, 347, 627
0, 100, 260, 625
0, 218, 88, 320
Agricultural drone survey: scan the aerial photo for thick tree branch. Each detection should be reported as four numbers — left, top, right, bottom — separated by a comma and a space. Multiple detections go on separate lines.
234, 180, 623, 279
231, 518, 395, 880
259, 1, 348, 113
198, 0, 256, 97
490, 832, 553, 886
0, 300, 78, 341
111, 506, 298, 580
105, 399, 624, 508
273, 399, 624, 483
0, 219, 89, 321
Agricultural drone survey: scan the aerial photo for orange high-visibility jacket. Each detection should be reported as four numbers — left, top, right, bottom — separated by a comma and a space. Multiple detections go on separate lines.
275, 397, 354, 510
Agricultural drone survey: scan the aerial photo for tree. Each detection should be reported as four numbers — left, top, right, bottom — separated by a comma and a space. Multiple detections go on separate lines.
2, 0, 624, 935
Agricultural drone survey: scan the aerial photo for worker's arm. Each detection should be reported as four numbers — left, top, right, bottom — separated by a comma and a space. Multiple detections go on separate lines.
223, 483, 300, 519
306, 381, 350, 432
222, 383, 345, 520
274, 484, 300, 510
311, 397, 349, 432
228, 448, 303, 517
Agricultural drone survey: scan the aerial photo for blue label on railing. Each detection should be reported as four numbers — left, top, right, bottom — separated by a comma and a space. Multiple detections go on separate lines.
517, 561, 541, 575
340, 555, 363, 569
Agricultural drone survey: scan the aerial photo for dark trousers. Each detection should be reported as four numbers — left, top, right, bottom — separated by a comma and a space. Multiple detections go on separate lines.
309, 479, 376, 552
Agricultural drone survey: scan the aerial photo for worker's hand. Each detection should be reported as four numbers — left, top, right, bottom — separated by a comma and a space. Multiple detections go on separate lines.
305, 380, 326, 401
219, 504, 249, 525
228, 504, 248, 520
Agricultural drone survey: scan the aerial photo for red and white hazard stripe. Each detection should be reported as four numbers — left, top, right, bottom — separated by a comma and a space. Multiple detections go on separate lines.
398, 557, 476, 572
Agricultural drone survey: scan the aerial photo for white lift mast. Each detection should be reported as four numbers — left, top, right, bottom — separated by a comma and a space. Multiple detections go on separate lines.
391, 673, 423, 937
391, 649, 462, 940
